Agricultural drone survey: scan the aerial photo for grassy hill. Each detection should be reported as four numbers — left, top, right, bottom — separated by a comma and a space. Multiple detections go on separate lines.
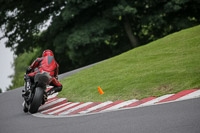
59, 25, 200, 102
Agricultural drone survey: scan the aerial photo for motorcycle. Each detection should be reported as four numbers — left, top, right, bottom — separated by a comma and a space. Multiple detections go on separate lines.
22, 72, 52, 113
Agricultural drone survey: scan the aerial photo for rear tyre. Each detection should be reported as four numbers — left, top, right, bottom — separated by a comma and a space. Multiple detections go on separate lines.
29, 87, 44, 114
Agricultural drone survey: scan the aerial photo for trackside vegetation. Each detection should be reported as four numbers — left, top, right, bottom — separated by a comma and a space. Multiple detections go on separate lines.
7, 49, 41, 90
58, 25, 200, 102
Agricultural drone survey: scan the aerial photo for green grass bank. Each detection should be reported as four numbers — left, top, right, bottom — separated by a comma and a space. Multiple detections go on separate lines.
59, 25, 200, 102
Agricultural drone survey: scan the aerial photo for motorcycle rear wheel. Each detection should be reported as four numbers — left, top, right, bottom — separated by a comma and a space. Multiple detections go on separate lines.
29, 87, 44, 114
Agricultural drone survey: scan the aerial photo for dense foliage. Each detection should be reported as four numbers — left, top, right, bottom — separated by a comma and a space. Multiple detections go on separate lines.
1, 0, 200, 81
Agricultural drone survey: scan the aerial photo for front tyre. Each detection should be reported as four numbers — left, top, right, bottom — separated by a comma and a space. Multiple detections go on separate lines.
29, 87, 44, 114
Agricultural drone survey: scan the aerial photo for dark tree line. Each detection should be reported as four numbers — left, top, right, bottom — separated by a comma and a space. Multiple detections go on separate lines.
1, 0, 200, 73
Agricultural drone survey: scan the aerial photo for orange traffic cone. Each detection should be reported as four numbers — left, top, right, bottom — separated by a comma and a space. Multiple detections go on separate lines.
98, 86, 104, 95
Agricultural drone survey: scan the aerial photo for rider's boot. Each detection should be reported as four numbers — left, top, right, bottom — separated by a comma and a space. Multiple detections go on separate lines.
47, 89, 55, 96
46, 85, 62, 96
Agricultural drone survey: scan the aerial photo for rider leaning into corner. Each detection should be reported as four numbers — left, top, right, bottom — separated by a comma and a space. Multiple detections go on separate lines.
24, 49, 63, 98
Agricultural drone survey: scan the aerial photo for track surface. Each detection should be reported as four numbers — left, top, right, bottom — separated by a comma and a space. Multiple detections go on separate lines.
1, 87, 200, 133
1, 64, 200, 133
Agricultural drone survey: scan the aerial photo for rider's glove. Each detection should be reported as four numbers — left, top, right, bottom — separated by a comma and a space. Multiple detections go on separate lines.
26, 67, 32, 74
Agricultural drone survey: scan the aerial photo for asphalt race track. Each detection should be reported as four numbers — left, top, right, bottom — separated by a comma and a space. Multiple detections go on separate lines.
0, 64, 200, 133
0, 86, 200, 133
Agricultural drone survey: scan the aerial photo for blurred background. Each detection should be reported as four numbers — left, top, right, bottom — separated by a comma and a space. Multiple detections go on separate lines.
0, 0, 200, 93
0, 33, 14, 92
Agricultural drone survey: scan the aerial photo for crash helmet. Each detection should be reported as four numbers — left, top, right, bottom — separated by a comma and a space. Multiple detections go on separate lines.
42, 49, 54, 57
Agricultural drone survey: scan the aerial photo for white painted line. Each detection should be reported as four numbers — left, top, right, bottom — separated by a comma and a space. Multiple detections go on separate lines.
176, 90, 200, 101
44, 98, 58, 105
103, 99, 138, 112
79, 101, 113, 114
138, 94, 174, 107
41, 102, 72, 113
59, 102, 93, 115
48, 102, 80, 115
39, 98, 66, 110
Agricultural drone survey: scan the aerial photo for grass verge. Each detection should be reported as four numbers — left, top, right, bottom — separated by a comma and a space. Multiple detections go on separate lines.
59, 25, 200, 102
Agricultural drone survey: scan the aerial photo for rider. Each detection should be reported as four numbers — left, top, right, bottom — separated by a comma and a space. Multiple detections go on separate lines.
24, 49, 62, 96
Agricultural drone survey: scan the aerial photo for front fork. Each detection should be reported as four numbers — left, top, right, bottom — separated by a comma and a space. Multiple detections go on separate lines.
22, 74, 32, 102
24, 74, 31, 90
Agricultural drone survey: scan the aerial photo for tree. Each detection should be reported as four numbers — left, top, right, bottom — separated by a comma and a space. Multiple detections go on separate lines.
1, 0, 200, 73
0, 88, 2, 93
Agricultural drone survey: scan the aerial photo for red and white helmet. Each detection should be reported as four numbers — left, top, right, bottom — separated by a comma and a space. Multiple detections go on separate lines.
42, 49, 54, 57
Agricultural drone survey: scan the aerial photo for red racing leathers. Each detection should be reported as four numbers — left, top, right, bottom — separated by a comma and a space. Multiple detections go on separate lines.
27, 55, 62, 94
